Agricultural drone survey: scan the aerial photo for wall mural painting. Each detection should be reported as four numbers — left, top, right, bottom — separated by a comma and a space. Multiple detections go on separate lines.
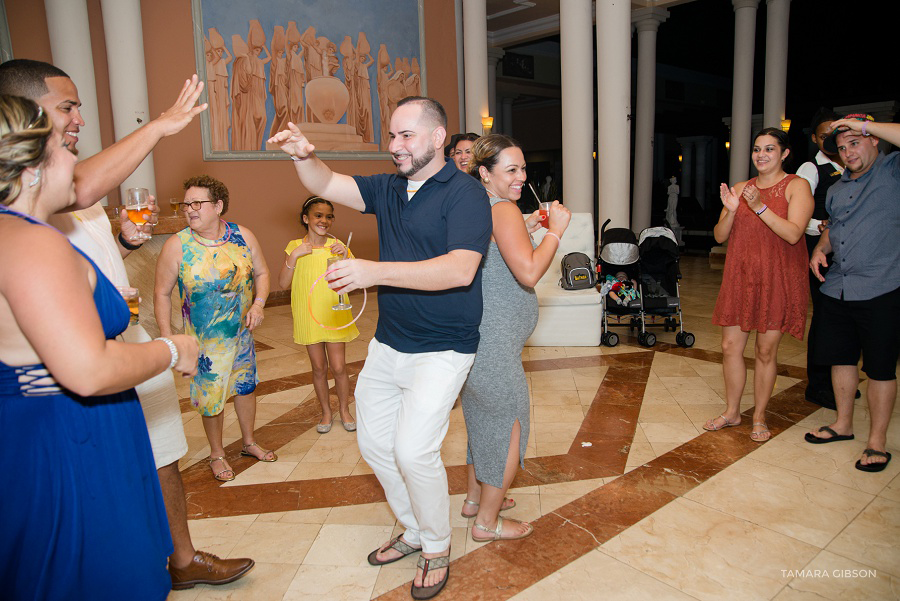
192, 0, 425, 160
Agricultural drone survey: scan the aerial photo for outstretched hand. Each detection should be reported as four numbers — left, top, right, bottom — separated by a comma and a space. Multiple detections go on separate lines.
268, 122, 315, 159
155, 75, 208, 138
719, 183, 740, 213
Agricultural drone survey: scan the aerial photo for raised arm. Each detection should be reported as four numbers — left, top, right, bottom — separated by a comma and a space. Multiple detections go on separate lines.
267, 122, 366, 211
1, 227, 196, 396
830, 118, 900, 148
72, 75, 208, 208
492, 200, 571, 288
154, 235, 182, 338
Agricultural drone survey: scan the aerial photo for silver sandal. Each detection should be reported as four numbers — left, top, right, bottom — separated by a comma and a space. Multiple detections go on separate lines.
471, 516, 533, 542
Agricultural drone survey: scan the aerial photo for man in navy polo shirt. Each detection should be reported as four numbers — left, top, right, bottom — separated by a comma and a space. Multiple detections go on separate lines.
270, 97, 490, 598
806, 115, 900, 474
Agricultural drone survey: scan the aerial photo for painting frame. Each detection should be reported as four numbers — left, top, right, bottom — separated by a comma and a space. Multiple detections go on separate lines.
190, 0, 426, 161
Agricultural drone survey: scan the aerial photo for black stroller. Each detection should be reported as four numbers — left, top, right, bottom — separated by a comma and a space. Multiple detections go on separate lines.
598, 221, 695, 348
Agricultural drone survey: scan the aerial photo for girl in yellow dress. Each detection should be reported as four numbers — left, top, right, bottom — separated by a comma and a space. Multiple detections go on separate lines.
278, 197, 359, 433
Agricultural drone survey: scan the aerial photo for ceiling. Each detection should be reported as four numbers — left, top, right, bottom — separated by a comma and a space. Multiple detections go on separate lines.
485, 0, 696, 46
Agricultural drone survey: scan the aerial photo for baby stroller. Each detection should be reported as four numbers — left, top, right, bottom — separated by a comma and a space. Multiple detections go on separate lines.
597, 221, 695, 348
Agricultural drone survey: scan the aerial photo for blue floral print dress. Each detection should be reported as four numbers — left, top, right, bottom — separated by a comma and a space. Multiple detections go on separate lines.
177, 223, 258, 416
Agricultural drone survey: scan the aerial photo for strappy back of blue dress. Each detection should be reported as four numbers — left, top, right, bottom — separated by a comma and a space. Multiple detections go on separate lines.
0, 205, 173, 601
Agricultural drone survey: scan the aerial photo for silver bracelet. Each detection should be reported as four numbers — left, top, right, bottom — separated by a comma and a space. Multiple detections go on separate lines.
155, 337, 178, 370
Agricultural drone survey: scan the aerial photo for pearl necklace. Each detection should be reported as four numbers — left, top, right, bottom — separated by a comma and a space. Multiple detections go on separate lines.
191, 219, 231, 247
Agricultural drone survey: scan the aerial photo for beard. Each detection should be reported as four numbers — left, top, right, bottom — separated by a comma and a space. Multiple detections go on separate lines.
395, 144, 435, 178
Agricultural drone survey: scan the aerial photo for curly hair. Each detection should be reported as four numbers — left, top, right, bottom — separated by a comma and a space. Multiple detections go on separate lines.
467, 134, 521, 179
0, 95, 52, 207
182, 174, 230, 214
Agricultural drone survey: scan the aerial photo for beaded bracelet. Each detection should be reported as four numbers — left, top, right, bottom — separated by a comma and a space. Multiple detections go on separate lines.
254, 296, 266, 306
285, 260, 295, 270
755, 204, 768, 216
155, 337, 179, 370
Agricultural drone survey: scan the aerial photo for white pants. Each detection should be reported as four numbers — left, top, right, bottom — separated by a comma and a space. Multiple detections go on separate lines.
355, 338, 474, 553
122, 324, 189, 469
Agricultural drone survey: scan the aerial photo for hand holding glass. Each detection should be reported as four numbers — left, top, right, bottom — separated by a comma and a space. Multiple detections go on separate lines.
326, 256, 352, 311
125, 188, 152, 241
116, 287, 140, 325
539, 202, 552, 227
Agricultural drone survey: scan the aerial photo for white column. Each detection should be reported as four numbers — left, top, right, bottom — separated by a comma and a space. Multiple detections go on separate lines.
487, 47, 505, 127
99, 0, 155, 196
43, 0, 104, 168
596, 0, 631, 229
631, 7, 669, 233
501, 96, 513, 136
455, 0, 465, 131
560, 0, 594, 215
463, 0, 489, 133
763, 0, 791, 129
729, 0, 759, 185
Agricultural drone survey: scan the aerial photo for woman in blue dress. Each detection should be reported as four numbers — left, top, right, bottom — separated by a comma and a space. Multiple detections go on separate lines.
0, 95, 199, 600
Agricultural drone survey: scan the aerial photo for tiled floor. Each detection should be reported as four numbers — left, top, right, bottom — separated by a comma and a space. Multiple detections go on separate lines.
167, 256, 900, 600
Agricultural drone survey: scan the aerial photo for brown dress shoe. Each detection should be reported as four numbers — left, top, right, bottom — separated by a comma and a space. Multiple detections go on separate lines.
169, 550, 255, 590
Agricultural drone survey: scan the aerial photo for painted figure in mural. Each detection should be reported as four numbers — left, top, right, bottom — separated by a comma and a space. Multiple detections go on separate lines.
286, 21, 306, 124
269, 26, 290, 139
208, 28, 231, 151
301, 26, 323, 81
666, 176, 680, 227
408, 57, 421, 97
376, 44, 394, 149
247, 20, 270, 151
229, 34, 253, 151
353, 33, 375, 144
319, 37, 340, 77
339, 35, 358, 132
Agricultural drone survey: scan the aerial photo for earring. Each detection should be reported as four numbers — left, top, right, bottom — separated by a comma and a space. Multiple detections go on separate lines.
482, 178, 489, 184
28, 168, 41, 188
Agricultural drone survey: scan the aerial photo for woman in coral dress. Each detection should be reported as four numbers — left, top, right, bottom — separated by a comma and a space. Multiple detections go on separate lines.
707, 128, 813, 442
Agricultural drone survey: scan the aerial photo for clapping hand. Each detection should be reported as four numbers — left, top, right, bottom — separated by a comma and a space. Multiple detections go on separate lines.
742, 184, 763, 213
719, 183, 740, 213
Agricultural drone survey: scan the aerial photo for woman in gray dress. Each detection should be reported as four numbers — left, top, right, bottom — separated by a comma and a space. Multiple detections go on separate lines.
460, 135, 571, 541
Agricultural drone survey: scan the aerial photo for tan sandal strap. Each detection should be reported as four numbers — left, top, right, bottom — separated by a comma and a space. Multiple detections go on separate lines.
416, 553, 450, 576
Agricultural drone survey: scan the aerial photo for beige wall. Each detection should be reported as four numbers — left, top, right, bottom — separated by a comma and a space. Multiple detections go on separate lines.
5, 0, 461, 289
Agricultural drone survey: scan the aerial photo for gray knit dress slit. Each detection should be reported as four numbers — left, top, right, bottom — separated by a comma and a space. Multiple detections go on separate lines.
460, 197, 539, 488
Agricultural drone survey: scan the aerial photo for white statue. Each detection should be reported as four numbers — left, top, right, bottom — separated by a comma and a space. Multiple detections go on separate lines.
666, 176, 680, 228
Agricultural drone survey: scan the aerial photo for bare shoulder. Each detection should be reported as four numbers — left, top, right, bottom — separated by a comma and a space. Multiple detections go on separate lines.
0, 218, 89, 288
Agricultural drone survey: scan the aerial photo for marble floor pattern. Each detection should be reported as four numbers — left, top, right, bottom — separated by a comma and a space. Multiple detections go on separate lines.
167, 256, 900, 601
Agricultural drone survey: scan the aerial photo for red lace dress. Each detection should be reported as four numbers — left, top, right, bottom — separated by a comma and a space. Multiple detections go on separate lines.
712, 174, 809, 339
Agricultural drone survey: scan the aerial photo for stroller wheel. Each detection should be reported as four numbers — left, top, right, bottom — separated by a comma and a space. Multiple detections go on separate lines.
643, 332, 657, 347
675, 332, 684, 346
606, 332, 619, 347
682, 332, 695, 348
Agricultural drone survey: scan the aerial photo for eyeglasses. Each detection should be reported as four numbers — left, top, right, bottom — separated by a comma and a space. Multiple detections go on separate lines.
172, 199, 216, 212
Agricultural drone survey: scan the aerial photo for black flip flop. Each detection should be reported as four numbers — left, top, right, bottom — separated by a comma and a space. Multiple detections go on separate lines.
804, 426, 855, 444
367, 536, 421, 566
855, 449, 892, 473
